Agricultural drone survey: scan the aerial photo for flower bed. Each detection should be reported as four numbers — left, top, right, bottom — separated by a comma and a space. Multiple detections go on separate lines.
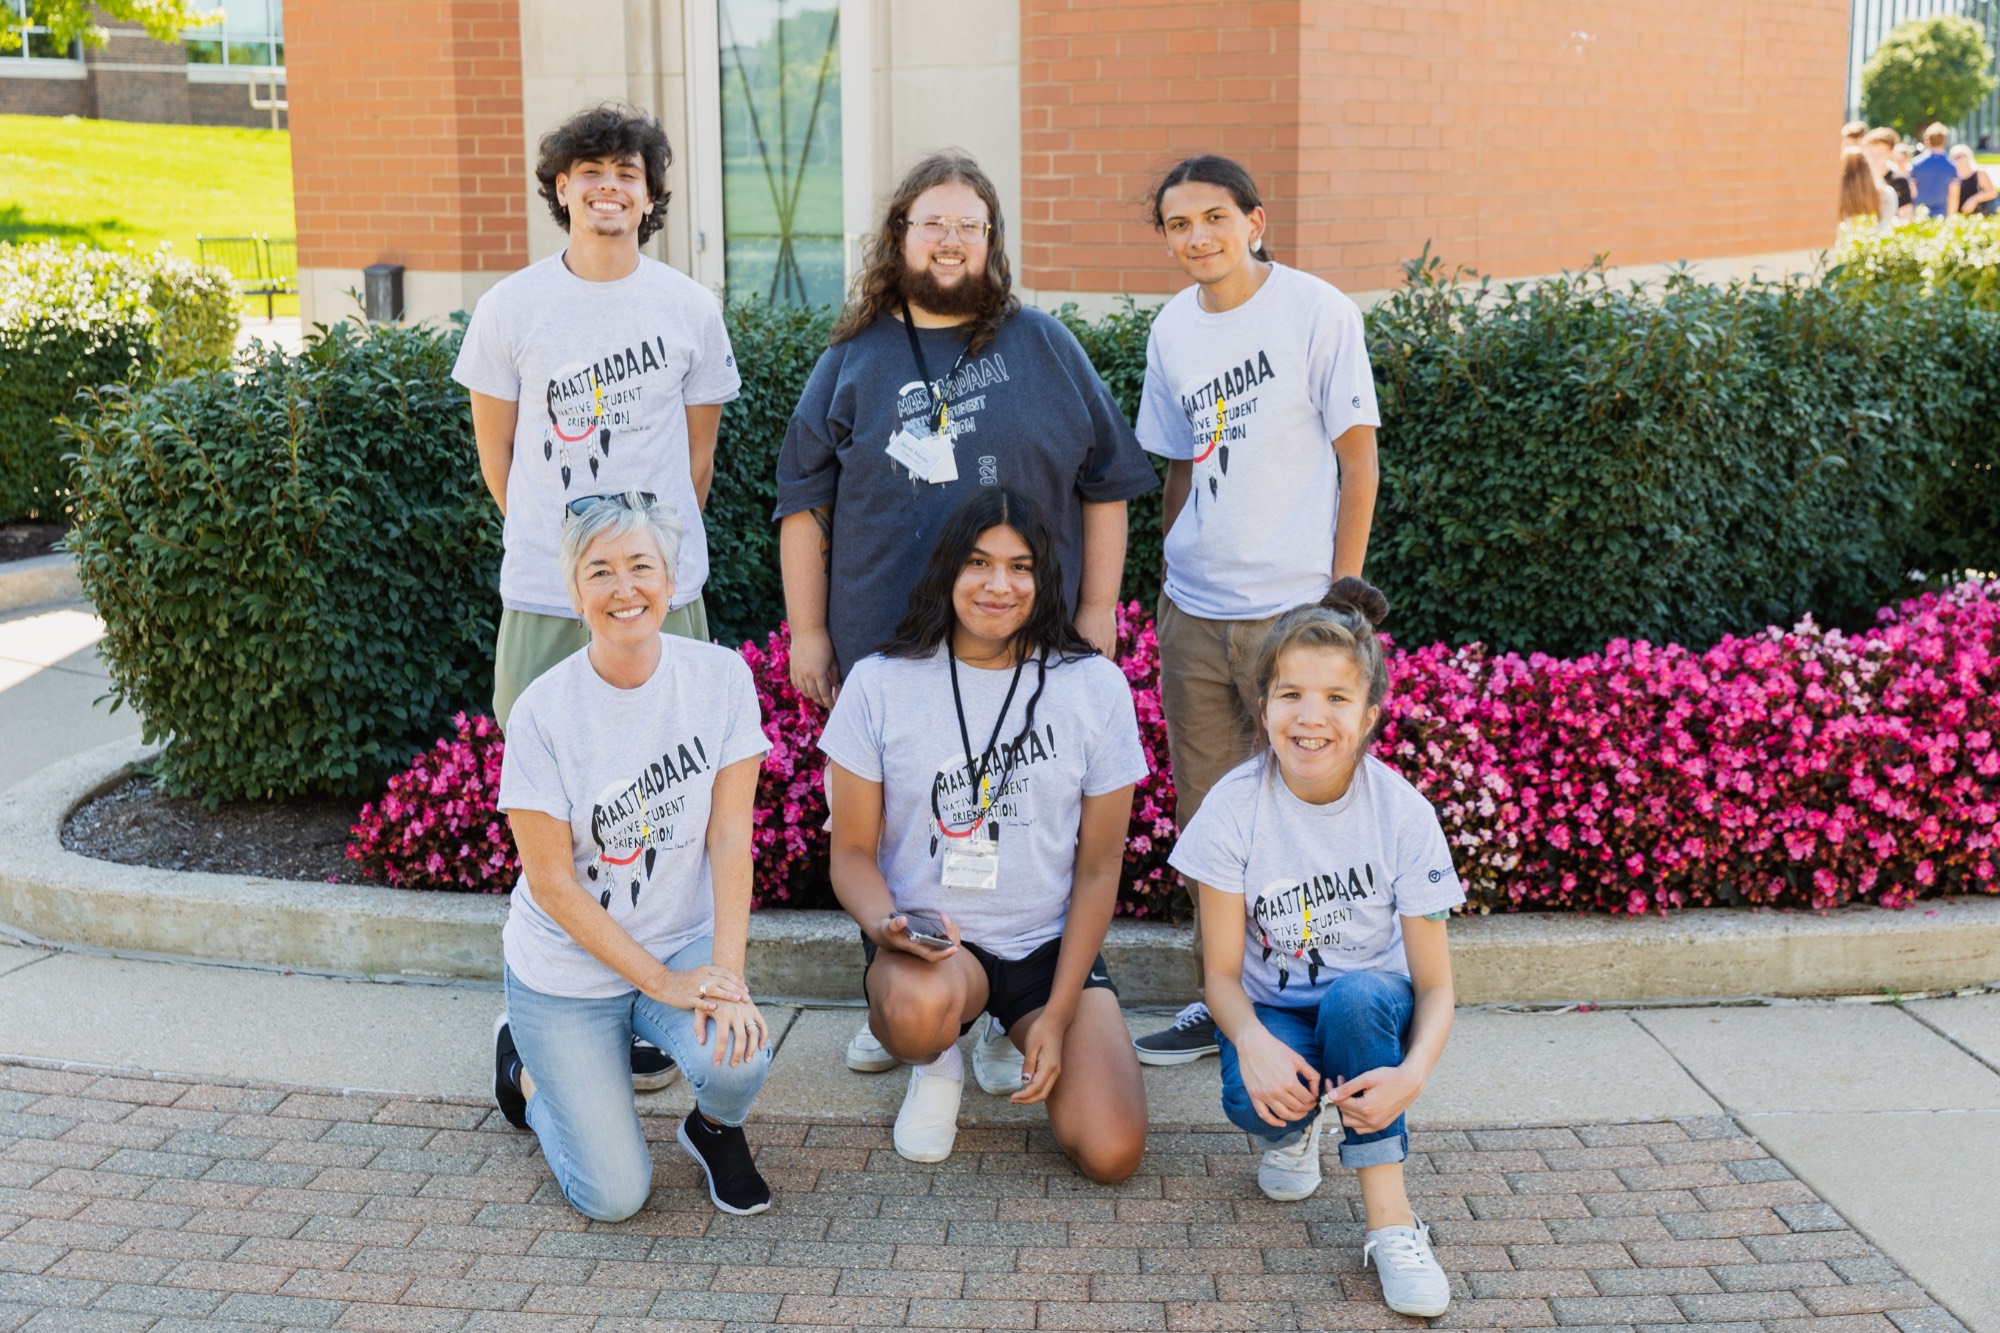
348, 583, 2000, 917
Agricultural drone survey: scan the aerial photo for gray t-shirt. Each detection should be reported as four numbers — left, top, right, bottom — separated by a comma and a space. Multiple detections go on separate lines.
497, 637, 770, 999
1136, 265, 1380, 620
1169, 753, 1464, 1007
775, 308, 1160, 674
453, 253, 742, 619
817, 646, 1151, 959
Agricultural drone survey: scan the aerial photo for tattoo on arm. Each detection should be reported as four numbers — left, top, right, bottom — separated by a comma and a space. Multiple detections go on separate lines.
811, 506, 832, 572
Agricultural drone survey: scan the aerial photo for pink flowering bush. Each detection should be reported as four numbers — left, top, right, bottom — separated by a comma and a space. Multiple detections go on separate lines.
1380, 579, 2000, 914
346, 583, 1999, 916
738, 624, 835, 909
345, 712, 517, 892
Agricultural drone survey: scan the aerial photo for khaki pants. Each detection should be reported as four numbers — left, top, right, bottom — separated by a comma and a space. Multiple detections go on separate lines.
1156, 591, 1281, 992
492, 596, 710, 730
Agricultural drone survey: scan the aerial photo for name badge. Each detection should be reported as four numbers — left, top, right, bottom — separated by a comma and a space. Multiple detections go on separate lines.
887, 426, 958, 484
940, 834, 999, 890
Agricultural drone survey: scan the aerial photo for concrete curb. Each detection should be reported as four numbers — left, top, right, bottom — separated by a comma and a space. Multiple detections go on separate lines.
4, 738, 1999, 1003
0, 552, 81, 613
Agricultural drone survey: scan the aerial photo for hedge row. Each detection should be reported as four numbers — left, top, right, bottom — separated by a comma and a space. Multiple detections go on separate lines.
65, 229, 2000, 799
0, 243, 237, 522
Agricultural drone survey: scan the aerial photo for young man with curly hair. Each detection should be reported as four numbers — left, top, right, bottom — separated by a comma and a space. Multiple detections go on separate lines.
456, 103, 741, 730
456, 104, 741, 1096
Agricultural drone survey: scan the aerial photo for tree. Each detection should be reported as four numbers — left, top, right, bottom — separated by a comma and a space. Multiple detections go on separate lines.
0, 2, 211, 53
1860, 14, 1999, 136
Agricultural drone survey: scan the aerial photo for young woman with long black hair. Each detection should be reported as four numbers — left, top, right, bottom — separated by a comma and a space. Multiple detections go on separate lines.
818, 488, 1150, 1178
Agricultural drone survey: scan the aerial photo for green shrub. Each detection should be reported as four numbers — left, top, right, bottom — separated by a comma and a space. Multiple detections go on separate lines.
66, 320, 501, 803
1053, 298, 1166, 603
0, 242, 238, 521
706, 299, 836, 648
1367, 257, 1940, 657
1828, 213, 2000, 308
1860, 14, 1998, 137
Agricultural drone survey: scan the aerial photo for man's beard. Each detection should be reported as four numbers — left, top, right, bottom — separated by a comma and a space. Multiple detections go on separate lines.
901, 261, 993, 320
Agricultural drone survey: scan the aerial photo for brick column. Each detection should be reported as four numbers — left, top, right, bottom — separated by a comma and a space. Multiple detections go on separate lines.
286, 0, 527, 324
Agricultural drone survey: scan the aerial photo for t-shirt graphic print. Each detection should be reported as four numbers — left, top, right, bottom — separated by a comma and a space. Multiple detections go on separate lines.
1169, 753, 1464, 1008
581, 730, 716, 910
1137, 264, 1380, 621
453, 254, 741, 618
497, 637, 771, 999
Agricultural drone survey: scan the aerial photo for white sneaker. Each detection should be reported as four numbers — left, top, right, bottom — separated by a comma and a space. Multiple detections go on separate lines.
845, 1020, 897, 1073
1256, 1115, 1323, 1201
892, 1064, 962, 1163
1365, 1218, 1451, 1318
971, 1014, 1024, 1095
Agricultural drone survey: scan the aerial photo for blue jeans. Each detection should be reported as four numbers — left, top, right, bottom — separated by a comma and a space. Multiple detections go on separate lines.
503, 937, 771, 1222
1217, 970, 1414, 1168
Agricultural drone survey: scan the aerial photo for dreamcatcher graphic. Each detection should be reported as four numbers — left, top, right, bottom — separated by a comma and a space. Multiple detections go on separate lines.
1192, 391, 1230, 504
1257, 894, 1327, 992
585, 806, 660, 910
543, 369, 612, 490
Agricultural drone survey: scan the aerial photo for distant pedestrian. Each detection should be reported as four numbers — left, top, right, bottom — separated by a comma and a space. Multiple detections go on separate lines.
1949, 144, 1998, 215
1864, 128, 1914, 221
1840, 148, 1897, 231
1842, 119, 1868, 149
1910, 123, 1961, 217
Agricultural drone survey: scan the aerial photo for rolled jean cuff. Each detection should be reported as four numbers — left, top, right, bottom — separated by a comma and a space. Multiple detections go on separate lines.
1337, 1128, 1409, 1168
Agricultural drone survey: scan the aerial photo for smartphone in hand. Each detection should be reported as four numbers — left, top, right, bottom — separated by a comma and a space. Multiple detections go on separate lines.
899, 912, 953, 951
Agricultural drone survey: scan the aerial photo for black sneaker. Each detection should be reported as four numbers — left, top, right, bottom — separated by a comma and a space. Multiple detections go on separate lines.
676, 1110, 771, 1215
492, 1014, 528, 1130
1133, 1001, 1220, 1066
631, 1036, 679, 1092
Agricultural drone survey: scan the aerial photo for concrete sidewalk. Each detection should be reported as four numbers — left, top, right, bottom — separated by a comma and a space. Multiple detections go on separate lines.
0, 934, 1995, 1330
4, 597, 1998, 1329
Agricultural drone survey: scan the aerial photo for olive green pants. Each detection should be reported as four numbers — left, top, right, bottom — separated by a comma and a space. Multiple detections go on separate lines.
491, 597, 710, 731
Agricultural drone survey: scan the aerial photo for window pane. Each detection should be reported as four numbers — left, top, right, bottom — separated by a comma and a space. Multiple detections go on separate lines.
271, 40, 283, 66
183, 38, 222, 63
228, 40, 272, 65
719, 0, 843, 307
25, 28, 76, 59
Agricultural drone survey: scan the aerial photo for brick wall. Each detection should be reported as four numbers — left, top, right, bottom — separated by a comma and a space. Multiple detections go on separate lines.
0, 78, 90, 118
287, 0, 526, 273
188, 81, 289, 131
1021, 0, 1850, 296
84, 21, 189, 124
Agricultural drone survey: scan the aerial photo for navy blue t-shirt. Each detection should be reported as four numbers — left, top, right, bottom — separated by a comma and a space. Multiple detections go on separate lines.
775, 308, 1159, 675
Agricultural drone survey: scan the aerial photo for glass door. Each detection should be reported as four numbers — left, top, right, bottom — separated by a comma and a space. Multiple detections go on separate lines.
717, 0, 844, 306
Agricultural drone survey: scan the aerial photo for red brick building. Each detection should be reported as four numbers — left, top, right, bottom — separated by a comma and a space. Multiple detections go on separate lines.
281, 0, 1850, 325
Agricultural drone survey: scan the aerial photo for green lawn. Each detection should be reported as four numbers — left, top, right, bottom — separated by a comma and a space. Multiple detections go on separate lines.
0, 114, 297, 315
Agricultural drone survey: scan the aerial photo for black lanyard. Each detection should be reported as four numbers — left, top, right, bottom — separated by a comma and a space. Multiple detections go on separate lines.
901, 301, 973, 436
935, 650, 1029, 838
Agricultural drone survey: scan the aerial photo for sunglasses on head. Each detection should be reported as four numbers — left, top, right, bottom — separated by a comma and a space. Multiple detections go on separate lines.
564, 491, 658, 521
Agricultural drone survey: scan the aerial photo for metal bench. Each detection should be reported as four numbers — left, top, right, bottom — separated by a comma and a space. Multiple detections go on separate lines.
196, 234, 299, 320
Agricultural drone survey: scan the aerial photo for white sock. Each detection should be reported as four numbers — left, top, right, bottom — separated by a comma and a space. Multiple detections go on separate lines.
914, 1044, 964, 1082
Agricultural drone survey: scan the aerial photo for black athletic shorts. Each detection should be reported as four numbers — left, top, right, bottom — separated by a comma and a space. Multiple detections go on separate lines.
860, 933, 1119, 1034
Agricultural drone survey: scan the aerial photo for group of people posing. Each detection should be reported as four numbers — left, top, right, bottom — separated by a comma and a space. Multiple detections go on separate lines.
452, 104, 1463, 1318
1840, 118, 1997, 230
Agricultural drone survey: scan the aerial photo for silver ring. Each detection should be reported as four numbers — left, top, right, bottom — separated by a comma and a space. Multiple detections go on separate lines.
698, 984, 707, 997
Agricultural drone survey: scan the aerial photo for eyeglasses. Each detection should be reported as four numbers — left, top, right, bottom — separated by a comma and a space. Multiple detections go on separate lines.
564, 491, 657, 521
903, 216, 992, 243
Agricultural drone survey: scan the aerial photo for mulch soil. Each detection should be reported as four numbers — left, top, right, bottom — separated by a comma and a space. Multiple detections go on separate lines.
0, 520, 67, 564
61, 773, 376, 885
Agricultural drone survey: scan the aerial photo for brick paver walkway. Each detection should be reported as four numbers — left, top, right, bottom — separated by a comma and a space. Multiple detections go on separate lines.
0, 1059, 1969, 1333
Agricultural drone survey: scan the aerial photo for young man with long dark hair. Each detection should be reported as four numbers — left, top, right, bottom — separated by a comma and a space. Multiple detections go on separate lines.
456, 103, 742, 1092
818, 488, 1150, 1177
776, 150, 1158, 1077
1129, 155, 1382, 1066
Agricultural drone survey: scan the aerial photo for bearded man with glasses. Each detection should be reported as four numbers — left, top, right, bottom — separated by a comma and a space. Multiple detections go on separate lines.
776, 150, 1158, 1083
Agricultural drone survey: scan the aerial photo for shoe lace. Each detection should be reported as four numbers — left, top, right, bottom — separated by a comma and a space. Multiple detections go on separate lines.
1364, 1227, 1436, 1275
1171, 1001, 1211, 1030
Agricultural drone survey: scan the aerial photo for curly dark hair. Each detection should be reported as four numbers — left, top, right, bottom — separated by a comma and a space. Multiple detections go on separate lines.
535, 104, 673, 245
829, 151, 1020, 355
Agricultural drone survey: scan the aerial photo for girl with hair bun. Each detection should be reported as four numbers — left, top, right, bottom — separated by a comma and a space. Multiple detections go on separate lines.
1168, 577, 1462, 1319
